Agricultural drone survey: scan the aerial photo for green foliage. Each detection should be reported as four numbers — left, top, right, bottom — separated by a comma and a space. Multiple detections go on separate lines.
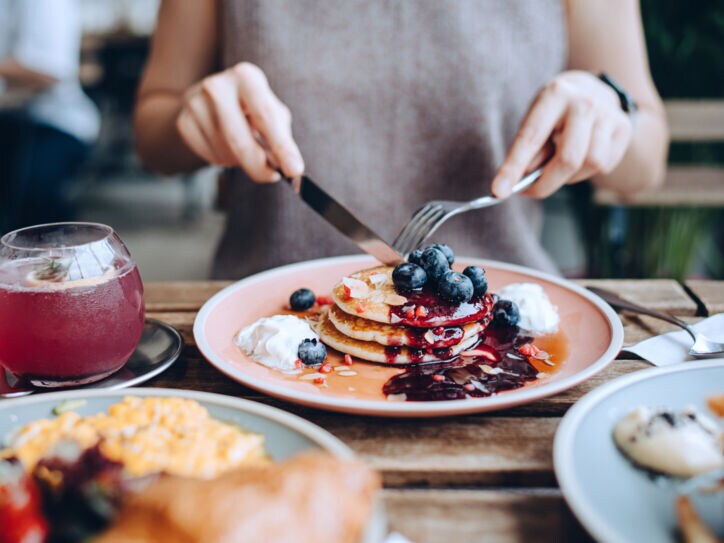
641, 0, 724, 98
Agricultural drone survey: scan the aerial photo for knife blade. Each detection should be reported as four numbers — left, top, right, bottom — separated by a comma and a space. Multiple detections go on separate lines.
286, 174, 404, 266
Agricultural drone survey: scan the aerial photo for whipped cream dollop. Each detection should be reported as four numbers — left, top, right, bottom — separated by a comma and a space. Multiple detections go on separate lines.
235, 315, 318, 372
613, 406, 723, 478
497, 282, 559, 335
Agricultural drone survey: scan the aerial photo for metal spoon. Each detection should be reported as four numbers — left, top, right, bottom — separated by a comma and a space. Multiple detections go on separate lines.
588, 287, 724, 358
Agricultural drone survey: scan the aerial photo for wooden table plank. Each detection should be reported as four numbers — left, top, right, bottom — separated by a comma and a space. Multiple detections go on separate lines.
685, 280, 724, 316
574, 279, 698, 316
144, 281, 231, 312
384, 489, 592, 543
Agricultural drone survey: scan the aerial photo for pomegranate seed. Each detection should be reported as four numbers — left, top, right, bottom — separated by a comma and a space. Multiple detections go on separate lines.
344, 354, 353, 366
316, 296, 333, 306
434, 327, 445, 335
432, 374, 445, 382
319, 363, 332, 374
405, 308, 415, 319
415, 305, 428, 318
313, 376, 325, 385
356, 303, 365, 314
518, 343, 534, 356
464, 383, 475, 392
343, 285, 352, 299
294, 359, 302, 369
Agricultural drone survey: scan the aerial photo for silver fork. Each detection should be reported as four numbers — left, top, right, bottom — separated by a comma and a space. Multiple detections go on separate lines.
392, 167, 544, 257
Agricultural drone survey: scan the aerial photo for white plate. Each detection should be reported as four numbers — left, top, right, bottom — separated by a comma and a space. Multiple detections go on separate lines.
554, 360, 724, 543
0, 388, 387, 542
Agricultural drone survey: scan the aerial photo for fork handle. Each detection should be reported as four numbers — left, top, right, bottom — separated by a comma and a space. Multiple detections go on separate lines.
465, 167, 544, 211
587, 286, 697, 342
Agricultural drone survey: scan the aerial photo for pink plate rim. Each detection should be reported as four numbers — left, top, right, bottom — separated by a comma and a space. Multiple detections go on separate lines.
193, 255, 624, 417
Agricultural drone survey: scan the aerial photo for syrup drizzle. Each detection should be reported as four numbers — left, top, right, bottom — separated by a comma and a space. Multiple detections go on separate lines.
383, 325, 541, 401
389, 287, 494, 328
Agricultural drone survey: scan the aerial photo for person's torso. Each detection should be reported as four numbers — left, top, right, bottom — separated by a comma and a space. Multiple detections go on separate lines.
214, 0, 567, 278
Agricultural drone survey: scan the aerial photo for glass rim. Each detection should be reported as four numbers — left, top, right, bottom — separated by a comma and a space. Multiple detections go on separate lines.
0, 222, 115, 251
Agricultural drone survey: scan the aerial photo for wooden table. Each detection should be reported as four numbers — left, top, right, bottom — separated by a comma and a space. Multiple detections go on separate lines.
143, 279, 719, 542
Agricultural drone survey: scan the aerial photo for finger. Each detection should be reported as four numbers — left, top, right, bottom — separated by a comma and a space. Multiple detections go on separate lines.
524, 101, 595, 198
186, 93, 238, 166
176, 109, 223, 165
569, 120, 616, 184
608, 117, 633, 168
201, 74, 280, 182
491, 82, 569, 197
232, 63, 304, 178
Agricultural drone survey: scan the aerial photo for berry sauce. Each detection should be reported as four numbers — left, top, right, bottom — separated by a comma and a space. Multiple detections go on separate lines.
396, 326, 464, 349
390, 288, 494, 328
382, 324, 539, 401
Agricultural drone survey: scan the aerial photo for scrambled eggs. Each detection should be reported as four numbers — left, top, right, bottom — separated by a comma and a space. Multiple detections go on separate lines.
1, 397, 269, 478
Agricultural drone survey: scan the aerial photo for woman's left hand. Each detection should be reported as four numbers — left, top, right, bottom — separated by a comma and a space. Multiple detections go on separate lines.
491, 70, 633, 198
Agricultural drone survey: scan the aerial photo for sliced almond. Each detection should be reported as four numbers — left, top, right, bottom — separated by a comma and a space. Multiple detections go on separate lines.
369, 273, 387, 288
384, 293, 408, 306
480, 365, 503, 375
534, 351, 550, 360
337, 370, 358, 377
299, 372, 325, 381
387, 393, 407, 402
423, 330, 436, 344
341, 276, 370, 299
390, 313, 403, 324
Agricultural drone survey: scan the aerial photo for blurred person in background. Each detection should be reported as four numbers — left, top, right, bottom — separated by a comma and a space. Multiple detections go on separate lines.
0, 0, 100, 233
135, 0, 668, 279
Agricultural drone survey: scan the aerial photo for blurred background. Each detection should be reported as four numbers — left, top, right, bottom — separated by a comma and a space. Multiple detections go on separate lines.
1, 0, 721, 281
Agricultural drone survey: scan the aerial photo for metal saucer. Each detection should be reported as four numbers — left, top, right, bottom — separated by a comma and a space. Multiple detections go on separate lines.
0, 318, 183, 399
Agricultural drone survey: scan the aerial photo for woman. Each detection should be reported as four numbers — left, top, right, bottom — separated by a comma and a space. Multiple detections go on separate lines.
134, 0, 668, 279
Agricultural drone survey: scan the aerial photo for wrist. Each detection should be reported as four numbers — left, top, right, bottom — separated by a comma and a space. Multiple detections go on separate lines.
598, 72, 638, 128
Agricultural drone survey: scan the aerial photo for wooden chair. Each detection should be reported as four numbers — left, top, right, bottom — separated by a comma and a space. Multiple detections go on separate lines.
589, 100, 723, 279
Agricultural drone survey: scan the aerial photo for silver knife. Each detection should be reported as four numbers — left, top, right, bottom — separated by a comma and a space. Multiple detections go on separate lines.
284, 173, 404, 266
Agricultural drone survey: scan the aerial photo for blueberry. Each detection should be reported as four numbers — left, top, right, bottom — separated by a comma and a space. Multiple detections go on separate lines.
420, 247, 450, 282
392, 263, 427, 291
463, 266, 488, 297
492, 299, 520, 328
430, 243, 454, 265
297, 338, 327, 367
290, 288, 316, 311
436, 271, 474, 303
408, 249, 423, 266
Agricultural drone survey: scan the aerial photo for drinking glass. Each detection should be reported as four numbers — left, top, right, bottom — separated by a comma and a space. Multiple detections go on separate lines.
0, 223, 145, 387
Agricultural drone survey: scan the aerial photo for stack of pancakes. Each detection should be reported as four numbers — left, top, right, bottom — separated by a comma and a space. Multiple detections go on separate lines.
315, 266, 494, 365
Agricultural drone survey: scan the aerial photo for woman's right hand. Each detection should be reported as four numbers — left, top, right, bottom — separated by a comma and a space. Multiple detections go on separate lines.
176, 62, 304, 182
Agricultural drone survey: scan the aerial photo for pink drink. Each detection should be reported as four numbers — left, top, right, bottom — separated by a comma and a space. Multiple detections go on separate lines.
0, 259, 145, 386
0, 223, 145, 387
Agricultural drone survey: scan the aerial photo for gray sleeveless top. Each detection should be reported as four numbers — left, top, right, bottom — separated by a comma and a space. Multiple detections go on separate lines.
214, 0, 567, 279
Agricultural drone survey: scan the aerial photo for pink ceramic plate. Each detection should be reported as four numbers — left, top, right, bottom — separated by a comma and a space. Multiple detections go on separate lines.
194, 256, 623, 417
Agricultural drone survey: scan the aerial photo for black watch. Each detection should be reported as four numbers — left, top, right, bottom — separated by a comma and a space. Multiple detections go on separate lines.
598, 72, 638, 119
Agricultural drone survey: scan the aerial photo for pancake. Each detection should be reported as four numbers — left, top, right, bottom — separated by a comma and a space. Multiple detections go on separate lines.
332, 266, 494, 327
315, 310, 481, 365
328, 304, 483, 348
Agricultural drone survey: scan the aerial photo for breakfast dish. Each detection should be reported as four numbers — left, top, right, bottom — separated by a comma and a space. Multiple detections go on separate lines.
194, 254, 622, 417
555, 360, 724, 543
1, 396, 268, 478
613, 406, 723, 478
0, 388, 386, 543
237, 245, 571, 402
96, 452, 379, 543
